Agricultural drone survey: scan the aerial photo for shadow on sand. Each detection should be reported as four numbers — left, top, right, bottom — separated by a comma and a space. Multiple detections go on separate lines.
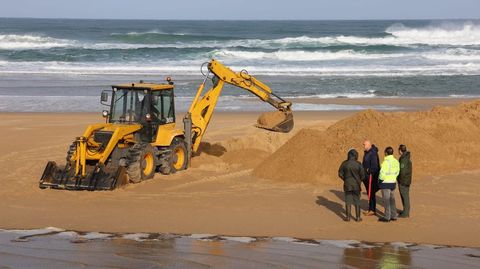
316, 189, 385, 220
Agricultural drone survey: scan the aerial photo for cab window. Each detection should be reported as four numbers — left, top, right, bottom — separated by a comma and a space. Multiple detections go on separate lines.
151, 90, 175, 124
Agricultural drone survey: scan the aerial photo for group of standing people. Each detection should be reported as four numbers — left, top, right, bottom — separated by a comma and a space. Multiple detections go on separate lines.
338, 140, 412, 222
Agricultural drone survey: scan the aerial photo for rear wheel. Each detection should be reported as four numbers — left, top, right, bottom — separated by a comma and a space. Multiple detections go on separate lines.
159, 137, 188, 175
126, 143, 157, 183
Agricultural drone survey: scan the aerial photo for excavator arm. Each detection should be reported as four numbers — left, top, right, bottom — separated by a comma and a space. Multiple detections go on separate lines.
183, 59, 294, 157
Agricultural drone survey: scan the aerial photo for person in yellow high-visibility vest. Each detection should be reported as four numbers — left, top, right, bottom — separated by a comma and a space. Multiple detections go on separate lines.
378, 146, 400, 222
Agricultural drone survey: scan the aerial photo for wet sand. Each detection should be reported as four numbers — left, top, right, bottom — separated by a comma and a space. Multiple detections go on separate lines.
1, 228, 479, 269
1, 98, 480, 248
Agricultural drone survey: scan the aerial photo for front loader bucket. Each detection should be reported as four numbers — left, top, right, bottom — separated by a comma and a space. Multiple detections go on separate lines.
256, 110, 294, 133
39, 161, 127, 191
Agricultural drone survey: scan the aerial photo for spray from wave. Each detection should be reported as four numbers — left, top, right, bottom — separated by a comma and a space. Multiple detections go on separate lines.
385, 22, 480, 46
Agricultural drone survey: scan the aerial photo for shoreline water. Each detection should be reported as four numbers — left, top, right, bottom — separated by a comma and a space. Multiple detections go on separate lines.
0, 97, 476, 113
1, 227, 479, 269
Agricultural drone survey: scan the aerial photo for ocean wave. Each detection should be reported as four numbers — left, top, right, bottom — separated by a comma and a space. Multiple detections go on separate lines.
1, 61, 479, 77
267, 22, 480, 47
105, 22, 480, 48
0, 34, 73, 50
385, 22, 480, 46
3, 22, 480, 52
212, 49, 404, 61
0, 95, 401, 112
422, 48, 480, 61
112, 30, 187, 36
211, 47, 480, 63
110, 30, 235, 43
286, 92, 377, 99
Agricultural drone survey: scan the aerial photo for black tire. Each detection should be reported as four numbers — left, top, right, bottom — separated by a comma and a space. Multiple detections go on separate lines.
159, 137, 188, 175
126, 143, 157, 183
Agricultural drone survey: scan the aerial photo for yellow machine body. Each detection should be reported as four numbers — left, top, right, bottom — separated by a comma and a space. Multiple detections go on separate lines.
39, 60, 293, 191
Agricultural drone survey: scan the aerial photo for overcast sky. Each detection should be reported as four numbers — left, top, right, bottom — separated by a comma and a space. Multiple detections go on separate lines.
0, 0, 478, 20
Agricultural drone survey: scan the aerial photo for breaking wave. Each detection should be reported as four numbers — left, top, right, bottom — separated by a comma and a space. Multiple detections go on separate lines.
2, 21, 480, 51
1, 61, 479, 77
211, 49, 404, 61
0, 34, 73, 50
1, 21, 480, 80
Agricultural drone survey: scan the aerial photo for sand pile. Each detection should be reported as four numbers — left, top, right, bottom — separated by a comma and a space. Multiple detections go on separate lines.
253, 100, 480, 184
192, 130, 295, 171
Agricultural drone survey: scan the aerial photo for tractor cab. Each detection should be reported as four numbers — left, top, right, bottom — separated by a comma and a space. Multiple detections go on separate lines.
101, 79, 176, 143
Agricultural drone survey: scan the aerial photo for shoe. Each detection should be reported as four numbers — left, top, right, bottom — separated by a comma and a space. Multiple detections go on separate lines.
390, 218, 397, 222
363, 211, 375, 216
378, 217, 390, 222
398, 214, 409, 218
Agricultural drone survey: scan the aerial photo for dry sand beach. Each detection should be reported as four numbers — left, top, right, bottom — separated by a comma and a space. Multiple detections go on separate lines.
1, 98, 480, 248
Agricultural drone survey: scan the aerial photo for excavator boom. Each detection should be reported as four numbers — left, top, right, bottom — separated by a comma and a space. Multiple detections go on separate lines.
185, 59, 294, 154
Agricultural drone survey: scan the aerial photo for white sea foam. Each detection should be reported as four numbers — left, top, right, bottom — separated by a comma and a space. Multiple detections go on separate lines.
111, 30, 188, 36
4, 227, 65, 236
272, 237, 298, 242
293, 103, 401, 111
82, 232, 113, 240
2, 22, 480, 52
385, 22, 480, 46
263, 22, 480, 47
221, 236, 257, 243
212, 49, 404, 61
190, 234, 216, 239
122, 233, 150, 241
319, 240, 361, 249
1, 60, 480, 77
0, 34, 73, 50
422, 48, 480, 61
53, 231, 79, 239
286, 93, 377, 99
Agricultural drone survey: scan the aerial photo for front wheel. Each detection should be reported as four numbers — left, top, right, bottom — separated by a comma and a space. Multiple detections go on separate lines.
159, 137, 188, 175
126, 143, 157, 183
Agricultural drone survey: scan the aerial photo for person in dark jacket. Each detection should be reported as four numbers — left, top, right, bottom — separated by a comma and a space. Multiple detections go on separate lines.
362, 140, 381, 216
397, 144, 412, 218
338, 149, 366, 222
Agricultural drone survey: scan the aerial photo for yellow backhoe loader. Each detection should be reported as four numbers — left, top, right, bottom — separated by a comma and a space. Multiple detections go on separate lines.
39, 59, 293, 190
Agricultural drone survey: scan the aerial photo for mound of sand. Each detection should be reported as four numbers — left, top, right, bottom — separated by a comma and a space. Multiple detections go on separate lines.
253, 100, 480, 184
192, 130, 295, 171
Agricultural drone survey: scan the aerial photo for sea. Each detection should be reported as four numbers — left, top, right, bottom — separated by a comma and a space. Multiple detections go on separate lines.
1, 18, 480, 112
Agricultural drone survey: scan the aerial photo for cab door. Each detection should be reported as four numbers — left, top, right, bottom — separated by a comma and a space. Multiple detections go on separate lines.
151, 89, 176, 138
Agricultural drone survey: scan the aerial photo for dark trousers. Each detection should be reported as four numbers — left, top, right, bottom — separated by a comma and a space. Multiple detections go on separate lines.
345, 190, 360, 207
362, 179, 378, 212
399, 184, 410, 216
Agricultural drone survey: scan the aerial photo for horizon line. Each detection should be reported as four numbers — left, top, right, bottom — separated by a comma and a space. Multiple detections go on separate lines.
0, 16, 479, 22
